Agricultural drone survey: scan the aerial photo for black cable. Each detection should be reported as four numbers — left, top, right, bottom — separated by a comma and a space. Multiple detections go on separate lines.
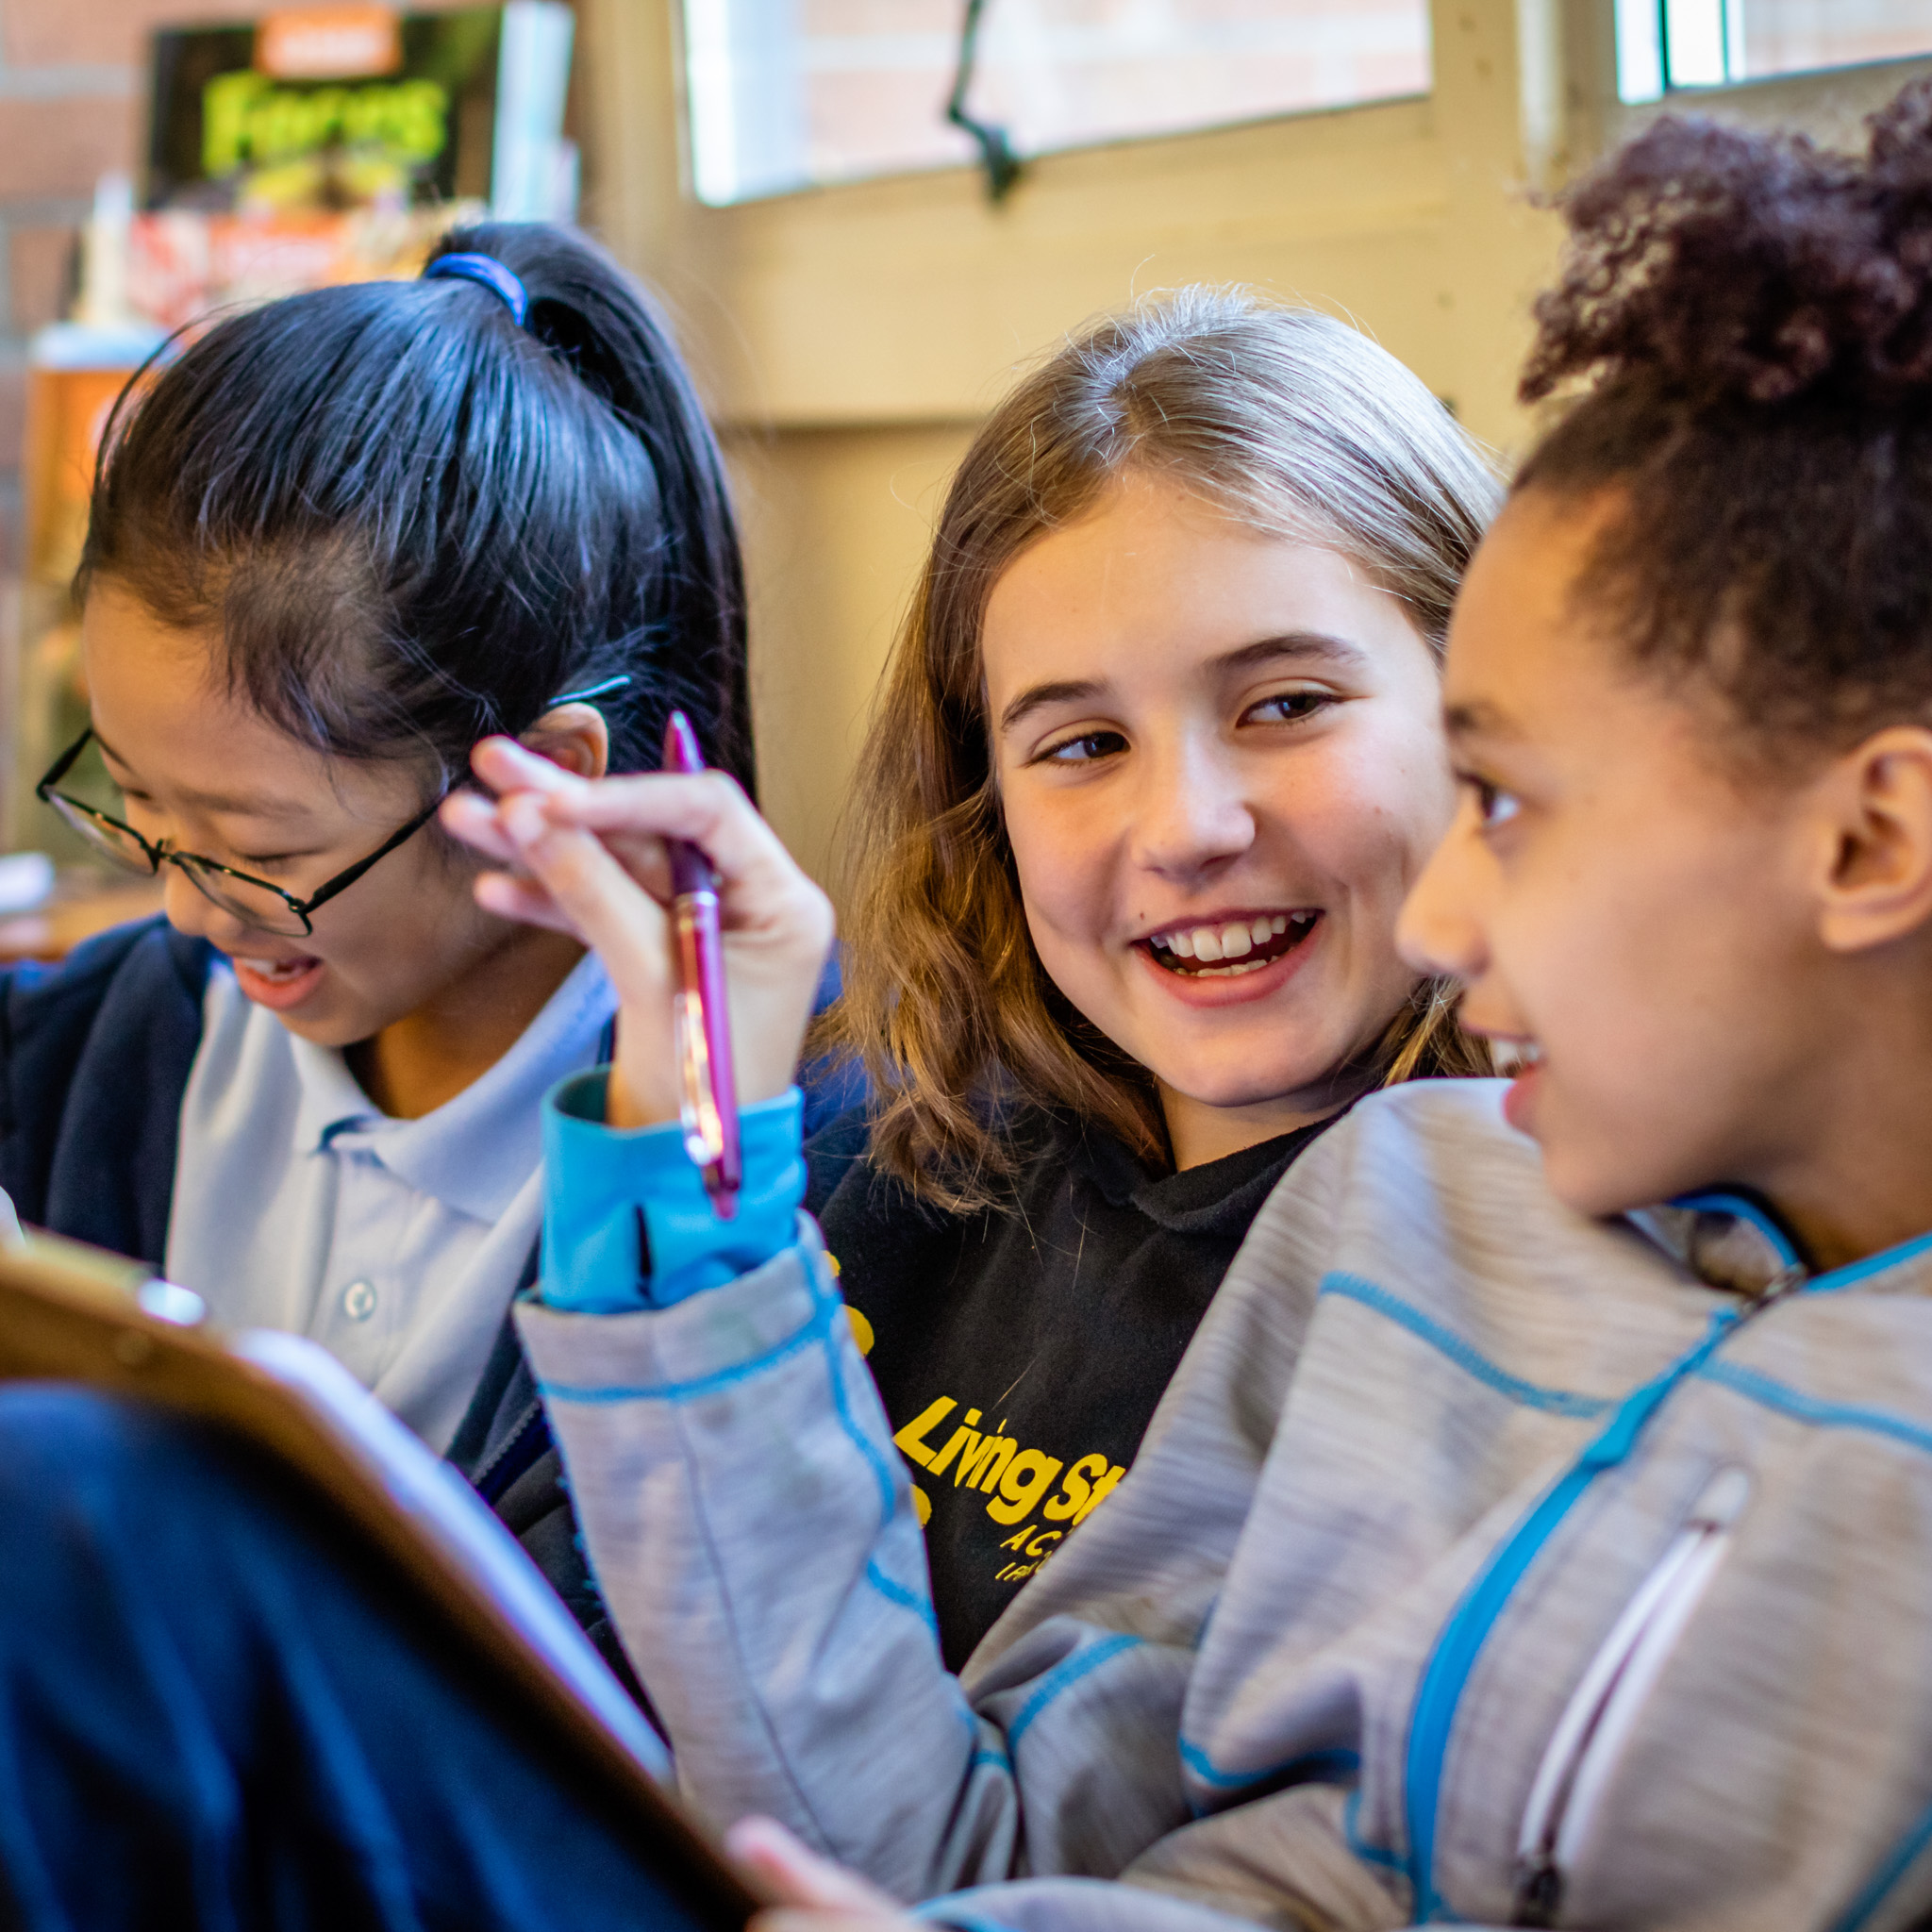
946, 0, 1023, 203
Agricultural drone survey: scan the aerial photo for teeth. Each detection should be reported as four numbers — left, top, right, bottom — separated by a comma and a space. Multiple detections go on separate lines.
1148, 912, 1318, 967
238, 958, 311, 980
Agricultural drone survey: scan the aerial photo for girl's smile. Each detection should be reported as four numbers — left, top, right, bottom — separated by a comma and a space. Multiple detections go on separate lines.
1136, 907, 1323, 1007
225, 951, 328, 1010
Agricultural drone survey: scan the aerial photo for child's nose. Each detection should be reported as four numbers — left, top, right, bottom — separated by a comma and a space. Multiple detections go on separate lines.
1129, 739, 1257, 880
1397, 803, 1489, 980
159, 864, 243, 946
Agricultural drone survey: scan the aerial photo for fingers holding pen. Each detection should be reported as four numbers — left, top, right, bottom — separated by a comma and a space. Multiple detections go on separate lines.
448, 737, 834, 1126
464, 734, 834, 952
444, 741, 670, 913
491, 793, 676, 1004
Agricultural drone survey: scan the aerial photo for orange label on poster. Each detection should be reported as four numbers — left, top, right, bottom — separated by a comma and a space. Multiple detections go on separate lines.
257, 6, 402, 80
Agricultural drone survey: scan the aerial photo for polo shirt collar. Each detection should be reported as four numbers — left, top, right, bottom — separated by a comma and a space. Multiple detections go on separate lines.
289, 950, 616, 1223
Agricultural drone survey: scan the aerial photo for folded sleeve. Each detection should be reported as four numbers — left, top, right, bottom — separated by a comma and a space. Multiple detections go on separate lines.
541, 1075, 806, 1311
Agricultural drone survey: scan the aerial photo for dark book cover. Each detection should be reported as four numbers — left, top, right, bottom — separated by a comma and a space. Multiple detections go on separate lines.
147, 8, 507, 212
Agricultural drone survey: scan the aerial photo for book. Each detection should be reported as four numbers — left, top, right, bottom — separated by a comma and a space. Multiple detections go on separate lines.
146, 3, 572, 220
0, 1228, 763, 1931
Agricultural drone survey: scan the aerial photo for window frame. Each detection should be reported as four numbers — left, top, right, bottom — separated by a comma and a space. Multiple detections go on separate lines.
572, 0, 1932, 444
1616, 0, 1932, 104
676, 0, 1442, 211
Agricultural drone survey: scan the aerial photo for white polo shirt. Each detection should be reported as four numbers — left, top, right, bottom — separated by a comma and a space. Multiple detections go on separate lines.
165, 949, 616, 1450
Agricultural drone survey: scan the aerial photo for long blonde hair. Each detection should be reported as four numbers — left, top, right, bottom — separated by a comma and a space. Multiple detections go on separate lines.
819, 289, 1499, 1211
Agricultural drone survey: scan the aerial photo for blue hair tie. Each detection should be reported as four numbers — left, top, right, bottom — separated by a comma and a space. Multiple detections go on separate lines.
424, 252, 529, 327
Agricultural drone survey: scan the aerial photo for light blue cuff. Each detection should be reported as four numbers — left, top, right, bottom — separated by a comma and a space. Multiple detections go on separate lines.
541, 1074, 806, 1313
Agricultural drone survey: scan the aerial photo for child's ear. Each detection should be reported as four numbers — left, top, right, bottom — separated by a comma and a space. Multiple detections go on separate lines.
1813, 725, 1932, 953
517, 703, 609, 781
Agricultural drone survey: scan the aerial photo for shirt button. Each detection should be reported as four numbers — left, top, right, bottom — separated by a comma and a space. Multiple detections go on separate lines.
341, 1279, 378, 1322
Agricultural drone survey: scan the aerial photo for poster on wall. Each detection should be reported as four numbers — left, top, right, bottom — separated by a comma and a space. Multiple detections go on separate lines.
146, 4, 510, 214
123, 2, 573, 330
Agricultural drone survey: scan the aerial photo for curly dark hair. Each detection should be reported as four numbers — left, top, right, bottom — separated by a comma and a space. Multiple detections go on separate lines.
1516, 79, 1932, 755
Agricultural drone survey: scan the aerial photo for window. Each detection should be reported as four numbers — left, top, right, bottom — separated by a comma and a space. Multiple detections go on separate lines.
683, 0, 1433, 208
1619, 0, 1932, 103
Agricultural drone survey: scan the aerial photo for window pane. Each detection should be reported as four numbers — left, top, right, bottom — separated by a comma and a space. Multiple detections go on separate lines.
1741, 0, 1932, 78
1622, 1, 1932, 102
685, 0, 1433, 207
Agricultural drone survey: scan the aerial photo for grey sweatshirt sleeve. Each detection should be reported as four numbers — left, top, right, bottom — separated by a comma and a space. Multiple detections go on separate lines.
515, 1140, 1332, 1903
512, 1220, 1177, 1894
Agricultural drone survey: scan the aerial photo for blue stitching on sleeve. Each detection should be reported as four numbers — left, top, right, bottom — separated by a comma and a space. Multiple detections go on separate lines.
1006, 1633, 1143, 1753
1179, 1738, 1359, 1792
863, 1559, 940, 1637
911, 1909, 1024, 1932
535, 1276, 835, 1403
1320, 1274, 1613, 1419
1828, 1790, 1932, 1932
1698, 1359, 1932, 1458
1344, 1784, 1408, 1876
823, 1316, 898, 1532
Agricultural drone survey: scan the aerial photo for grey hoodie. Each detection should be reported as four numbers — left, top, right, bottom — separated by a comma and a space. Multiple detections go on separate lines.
517, 1079, 1932, 1932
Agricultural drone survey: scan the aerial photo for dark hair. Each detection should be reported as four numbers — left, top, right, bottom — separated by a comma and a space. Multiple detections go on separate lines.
1517, 80, 1932, 757
77, 221, 755, 794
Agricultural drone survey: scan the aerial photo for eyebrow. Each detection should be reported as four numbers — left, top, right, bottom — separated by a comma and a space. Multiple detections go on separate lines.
1442, 697, 1522, 742
93, 734, 316, 820
995, 631, 1372, 737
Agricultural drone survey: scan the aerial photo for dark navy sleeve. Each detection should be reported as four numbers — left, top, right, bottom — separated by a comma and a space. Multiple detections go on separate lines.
0, 916, 209, 1264
799, 948, 868, 1141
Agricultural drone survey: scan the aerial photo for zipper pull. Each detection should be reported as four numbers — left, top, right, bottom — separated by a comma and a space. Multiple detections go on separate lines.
1511, 1853, 1562, 1926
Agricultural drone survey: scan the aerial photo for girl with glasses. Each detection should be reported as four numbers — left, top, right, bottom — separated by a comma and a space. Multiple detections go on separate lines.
4, 219, 854, 1648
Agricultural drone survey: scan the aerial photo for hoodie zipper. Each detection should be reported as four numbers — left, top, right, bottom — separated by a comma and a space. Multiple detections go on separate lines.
1509, 1465, 1753, 1926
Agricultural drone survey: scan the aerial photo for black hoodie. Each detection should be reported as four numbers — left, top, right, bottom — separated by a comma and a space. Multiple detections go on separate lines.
807, 1108, 1338, 1669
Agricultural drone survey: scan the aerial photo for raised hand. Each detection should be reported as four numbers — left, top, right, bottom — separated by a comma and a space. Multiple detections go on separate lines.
441, 738, 836, 1128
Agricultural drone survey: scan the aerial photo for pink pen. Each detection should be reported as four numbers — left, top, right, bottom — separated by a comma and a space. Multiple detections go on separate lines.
661, 711, 741, 1218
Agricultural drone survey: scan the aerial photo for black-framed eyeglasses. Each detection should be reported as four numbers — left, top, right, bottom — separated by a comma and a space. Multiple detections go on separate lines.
35, 727, 441, 938
33, 675, 633, 939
